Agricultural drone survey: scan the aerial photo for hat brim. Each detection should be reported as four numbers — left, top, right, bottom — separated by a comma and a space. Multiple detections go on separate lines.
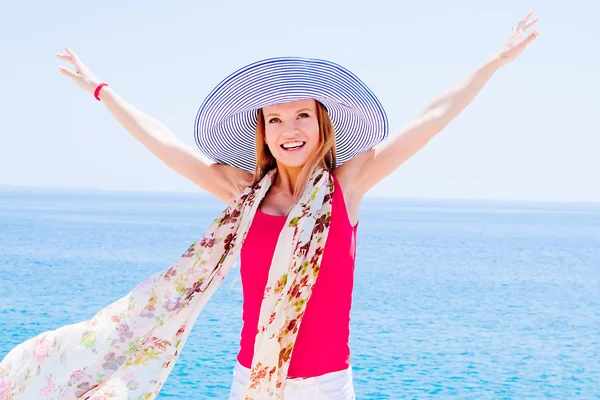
194, 57, 389, 173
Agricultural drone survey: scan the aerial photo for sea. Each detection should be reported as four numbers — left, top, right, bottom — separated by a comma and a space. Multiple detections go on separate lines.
1, 187, 599, 399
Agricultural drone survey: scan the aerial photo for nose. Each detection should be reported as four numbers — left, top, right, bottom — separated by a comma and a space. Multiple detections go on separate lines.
281, 120, 300, 137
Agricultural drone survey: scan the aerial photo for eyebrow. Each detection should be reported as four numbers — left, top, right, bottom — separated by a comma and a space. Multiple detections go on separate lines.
265, 108, 313, 119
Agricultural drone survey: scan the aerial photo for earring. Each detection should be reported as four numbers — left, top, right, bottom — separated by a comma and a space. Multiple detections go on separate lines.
329, 149, 334, 170
257, 165, 262, 175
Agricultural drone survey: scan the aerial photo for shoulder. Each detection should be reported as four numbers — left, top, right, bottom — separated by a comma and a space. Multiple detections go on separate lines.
332, 150, 373, 226
216, 163, 254, 203
333, 150, 372, 200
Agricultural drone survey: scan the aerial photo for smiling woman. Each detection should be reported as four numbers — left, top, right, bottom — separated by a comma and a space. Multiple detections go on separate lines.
2, 55, 389, 400
1, 9, 540, 400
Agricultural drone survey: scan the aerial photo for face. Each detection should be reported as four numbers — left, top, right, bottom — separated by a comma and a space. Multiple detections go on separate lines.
262, 99, 320, 170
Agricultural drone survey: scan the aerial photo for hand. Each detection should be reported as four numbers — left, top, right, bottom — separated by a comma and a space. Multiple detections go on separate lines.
57, 46, 103, 95
493, 10, 540, 66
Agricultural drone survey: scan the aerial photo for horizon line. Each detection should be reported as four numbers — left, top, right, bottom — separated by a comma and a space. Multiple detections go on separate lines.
1, 183, 599, 206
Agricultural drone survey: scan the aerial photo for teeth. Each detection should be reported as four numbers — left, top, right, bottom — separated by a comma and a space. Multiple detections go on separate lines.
282, 141, 305, 149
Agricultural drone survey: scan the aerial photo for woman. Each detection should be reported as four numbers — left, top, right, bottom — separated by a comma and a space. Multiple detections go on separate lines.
0, 10, 539, 400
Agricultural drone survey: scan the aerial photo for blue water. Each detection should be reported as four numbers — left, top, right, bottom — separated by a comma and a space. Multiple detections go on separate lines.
1, 187, 599, 398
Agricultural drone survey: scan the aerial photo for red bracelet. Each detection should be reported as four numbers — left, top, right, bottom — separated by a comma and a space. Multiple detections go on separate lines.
94, 83, 109, 101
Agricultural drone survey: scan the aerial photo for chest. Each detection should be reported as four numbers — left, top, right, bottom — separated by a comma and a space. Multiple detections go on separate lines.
258, 179, 360, 227
241, 196, 357, 282
258, 189, 295, 217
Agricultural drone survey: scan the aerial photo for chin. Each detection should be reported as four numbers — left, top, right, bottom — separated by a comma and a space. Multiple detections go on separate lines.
276, 159, 307, 170
272, 146, 319, 170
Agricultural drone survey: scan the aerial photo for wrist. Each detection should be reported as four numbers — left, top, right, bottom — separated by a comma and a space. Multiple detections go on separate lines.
93, 82, 109, 101
486, 53, 508, 70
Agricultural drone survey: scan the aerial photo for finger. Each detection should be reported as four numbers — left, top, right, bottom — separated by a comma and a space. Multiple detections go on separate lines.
522, 9, 533, 23
58, 66, 80, 79
64, 46, 79, 61
520, 30, 540, 48
64, 46, 84, 69
525, 16, 539, 29
56, 53, 74, 64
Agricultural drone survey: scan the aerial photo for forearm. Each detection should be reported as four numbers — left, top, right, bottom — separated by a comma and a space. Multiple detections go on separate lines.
418, 55, 503, 128
97, 86, 180, 155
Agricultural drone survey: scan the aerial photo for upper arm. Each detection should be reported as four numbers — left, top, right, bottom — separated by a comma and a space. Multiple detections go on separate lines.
205, 163, 254, 204
157, 139, 253, 204
344, 115, 442, 196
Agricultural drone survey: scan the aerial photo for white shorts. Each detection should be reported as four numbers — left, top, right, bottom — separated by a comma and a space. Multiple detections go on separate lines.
228, 361, 356, 400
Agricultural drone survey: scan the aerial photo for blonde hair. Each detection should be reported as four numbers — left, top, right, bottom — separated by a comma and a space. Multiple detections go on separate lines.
250, 101, 336, 203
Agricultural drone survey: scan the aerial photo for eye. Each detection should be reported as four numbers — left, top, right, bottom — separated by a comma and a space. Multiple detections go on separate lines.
298, 112, 309, 118
268, 117, 281, 124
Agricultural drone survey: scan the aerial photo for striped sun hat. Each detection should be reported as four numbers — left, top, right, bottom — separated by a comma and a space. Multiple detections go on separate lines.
194, 57, 389, 173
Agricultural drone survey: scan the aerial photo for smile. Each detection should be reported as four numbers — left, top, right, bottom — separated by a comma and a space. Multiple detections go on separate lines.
280, 141, 306, 151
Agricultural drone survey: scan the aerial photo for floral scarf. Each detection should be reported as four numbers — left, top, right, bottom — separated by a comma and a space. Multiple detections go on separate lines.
0, 167, 334, 400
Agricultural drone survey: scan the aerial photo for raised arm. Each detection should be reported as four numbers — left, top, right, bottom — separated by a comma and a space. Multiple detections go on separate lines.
345, 10, 540, 197
57, 46, 252, 204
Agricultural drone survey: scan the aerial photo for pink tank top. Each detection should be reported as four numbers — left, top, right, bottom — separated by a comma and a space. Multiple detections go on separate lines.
237, 173, 358, 378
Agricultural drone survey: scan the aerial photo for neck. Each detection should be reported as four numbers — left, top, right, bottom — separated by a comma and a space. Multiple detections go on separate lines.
273, 164, 303, 194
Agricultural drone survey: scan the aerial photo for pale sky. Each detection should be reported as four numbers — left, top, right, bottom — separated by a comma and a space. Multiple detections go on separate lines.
1, 0, 598, 202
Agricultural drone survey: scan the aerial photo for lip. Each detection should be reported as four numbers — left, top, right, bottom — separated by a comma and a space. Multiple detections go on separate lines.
280, 141, 306, 152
